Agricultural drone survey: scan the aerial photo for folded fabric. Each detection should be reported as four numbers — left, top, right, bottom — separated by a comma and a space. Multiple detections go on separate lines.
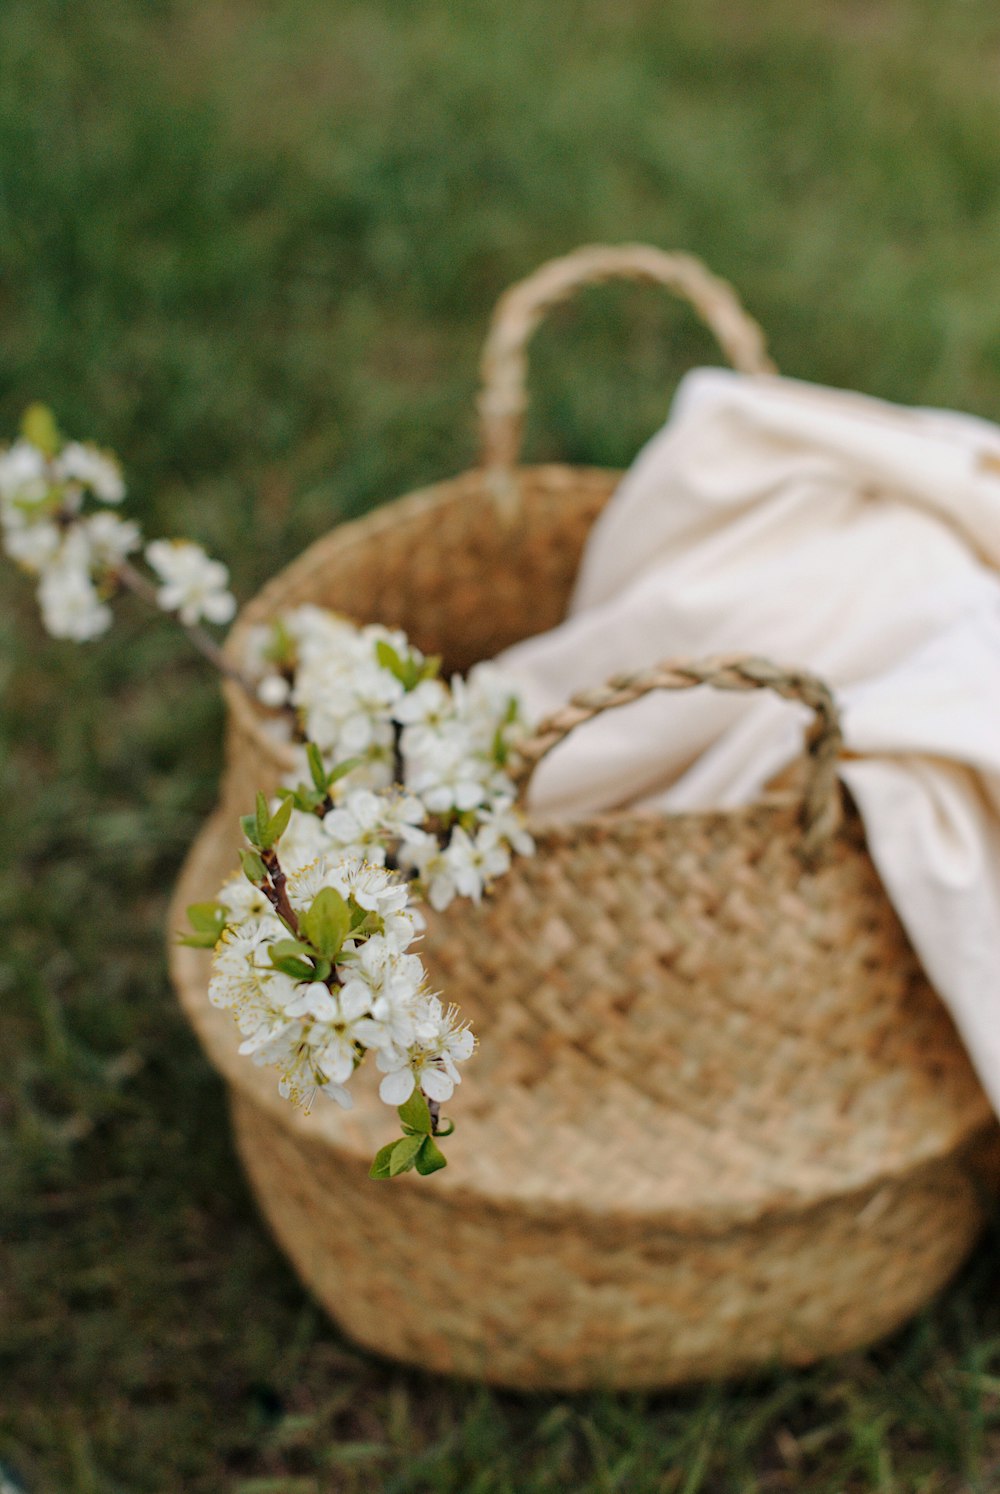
497, 369, 1000, 1111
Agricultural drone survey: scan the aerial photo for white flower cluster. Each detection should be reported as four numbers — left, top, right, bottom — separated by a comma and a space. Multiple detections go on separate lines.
200, 611, 536, 1149
145, 539, 237, 628
246, 605, 534, 909
0, 408, 236, 640
0, 422, 135, 640
205, 808, 474, 1117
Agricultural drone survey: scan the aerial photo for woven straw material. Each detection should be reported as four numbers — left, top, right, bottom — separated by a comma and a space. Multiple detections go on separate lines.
171, 809, 995, 1389
171, 245, 999, 1388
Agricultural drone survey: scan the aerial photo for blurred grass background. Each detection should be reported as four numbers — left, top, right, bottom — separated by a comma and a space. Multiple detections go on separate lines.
4, 0, 1000, 1488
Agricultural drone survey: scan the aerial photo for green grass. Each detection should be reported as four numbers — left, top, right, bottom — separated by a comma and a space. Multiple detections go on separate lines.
5, 0, 1000, 1487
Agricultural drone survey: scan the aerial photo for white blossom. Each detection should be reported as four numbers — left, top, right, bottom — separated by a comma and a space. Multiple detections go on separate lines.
145, 539, 237, 627
257, 674, 291, 708
443, 824, 511, 904
376, 996, 475, 1105
55, 441, 125, 504
0, 439, 48, 505
82, 511, 141, 569
3, 518, 61, 573
37, 538, 113, 641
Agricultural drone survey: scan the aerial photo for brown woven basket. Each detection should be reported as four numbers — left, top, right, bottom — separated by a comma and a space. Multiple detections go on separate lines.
170, 246, 998, 1390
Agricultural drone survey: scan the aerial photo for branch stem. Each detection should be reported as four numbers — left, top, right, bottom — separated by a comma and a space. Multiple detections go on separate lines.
115, 558, 254, 692
260, 848, 300, 937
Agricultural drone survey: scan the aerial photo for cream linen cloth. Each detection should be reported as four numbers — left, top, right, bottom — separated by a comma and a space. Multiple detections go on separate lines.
497, 369, 1000, 1111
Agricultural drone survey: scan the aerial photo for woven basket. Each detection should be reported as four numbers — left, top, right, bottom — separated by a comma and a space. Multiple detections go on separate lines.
170, 246, 998, 1390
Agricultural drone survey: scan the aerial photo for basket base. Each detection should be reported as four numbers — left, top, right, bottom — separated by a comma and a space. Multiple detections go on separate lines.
229, 1086, 990, 1392
171, 814, 997, 1390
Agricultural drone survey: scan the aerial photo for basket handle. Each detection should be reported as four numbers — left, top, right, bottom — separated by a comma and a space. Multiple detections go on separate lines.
478, 243, 776, 515
508, 655, 843, 860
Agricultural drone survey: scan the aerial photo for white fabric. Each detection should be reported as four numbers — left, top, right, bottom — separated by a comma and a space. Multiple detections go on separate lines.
498, 369, 1000, 1111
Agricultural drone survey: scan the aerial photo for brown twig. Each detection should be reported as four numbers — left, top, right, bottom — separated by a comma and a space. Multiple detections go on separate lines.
259, 848, 300, 937
114, 558, 255, 692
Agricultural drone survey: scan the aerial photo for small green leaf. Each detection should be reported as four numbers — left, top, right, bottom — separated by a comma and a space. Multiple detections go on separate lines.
369, 1142, 397, 1180
240, 813, 261, 847
327, 756, 364, 784
187, 900, 226, 935
300, 886, 351, 960
255, 791, 271, 848
288, 785, 323, 813
268, 795, 293, 845
414, 1136, 447, 1175
434, 1117, 456, 1138
270, 955, 316, 980
240, 849, 267, 884
266, 616, 295, 666
398, 1090, 432, 1135
307, 743, 327, 793
375, 639, 406, 680
375, 640, 425, 690
177, 931, 219, 949
269, 938, 314, 962
21, 402, 60, 457
388, 1134, 424, 1177
420, 654, 442, 682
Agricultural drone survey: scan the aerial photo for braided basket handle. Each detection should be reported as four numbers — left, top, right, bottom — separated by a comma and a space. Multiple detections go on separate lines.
508, 656, 843, 860
478, 243, 776, 516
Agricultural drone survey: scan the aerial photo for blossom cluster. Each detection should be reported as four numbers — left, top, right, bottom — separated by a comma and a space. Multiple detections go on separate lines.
190, 790, 481, 1176
0, 406, 236, 640
245, 605, 534, 910
2, 408, 538, 1178
194, 619, 536, 1172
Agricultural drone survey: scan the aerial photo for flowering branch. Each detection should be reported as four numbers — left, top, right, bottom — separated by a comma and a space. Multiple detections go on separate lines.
190, 777, 478, 1175
114, 556, 250, 688
2, 403, 538, 1181
0, 404, 254, 691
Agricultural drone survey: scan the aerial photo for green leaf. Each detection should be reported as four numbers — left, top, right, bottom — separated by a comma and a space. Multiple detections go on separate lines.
377, 640, 429, 691
269, 938, 314, 962
187, 900, 226, 935
434, 1117, 456, 1138
414, 1136, 447, 1175
240, 813, 260, 848
177, 931, 219, 950
266, 616, 295, 666
255, 791, 271, 848
270, 955, 316, 980
420, 654, 442, 682
307, 743, 327, 794
300, 886, 351, 960
327, 756, 364, 784
287, 785, 323, 814
398, 1090, 432, 1135
240, 849, 267, 884
21, 402, 60, 457
368, 1142, 397, 1180
267, 795, 293, 845
388, 1134, 424, 1177
375, 639, 406, 680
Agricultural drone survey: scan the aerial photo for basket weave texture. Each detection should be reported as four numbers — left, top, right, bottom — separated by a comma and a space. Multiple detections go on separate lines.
171, 246, 998, 1390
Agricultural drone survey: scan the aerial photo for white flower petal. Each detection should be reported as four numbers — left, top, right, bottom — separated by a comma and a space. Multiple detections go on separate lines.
379, 1067, 416, 1105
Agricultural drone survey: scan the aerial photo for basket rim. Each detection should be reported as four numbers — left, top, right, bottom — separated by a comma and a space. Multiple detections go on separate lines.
221, 460, 622, 776
219, 462, 834, 838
